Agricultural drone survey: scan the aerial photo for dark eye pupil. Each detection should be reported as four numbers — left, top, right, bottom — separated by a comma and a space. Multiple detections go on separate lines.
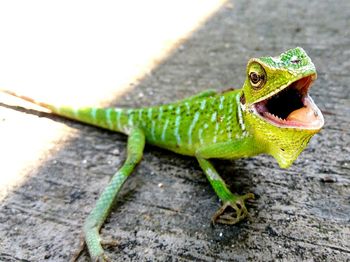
250, 72, 260, 84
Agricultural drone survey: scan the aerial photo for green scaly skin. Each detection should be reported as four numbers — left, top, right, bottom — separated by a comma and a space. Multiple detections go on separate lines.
1, 47, 324, 261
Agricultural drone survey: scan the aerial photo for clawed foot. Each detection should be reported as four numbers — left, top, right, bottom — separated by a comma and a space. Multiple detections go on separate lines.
90, 239, 119, 262
71, 247, 109, 262
212, 193, 255, 225
90, 254, 110, 262
71, 237, 118, 262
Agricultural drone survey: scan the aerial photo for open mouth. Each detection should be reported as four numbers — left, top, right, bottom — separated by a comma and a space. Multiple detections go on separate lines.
254, 74, 324, 130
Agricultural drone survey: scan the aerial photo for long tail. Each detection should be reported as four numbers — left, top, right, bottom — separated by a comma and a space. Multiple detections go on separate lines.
0, 88, 137, 134
0, 89, 53, 109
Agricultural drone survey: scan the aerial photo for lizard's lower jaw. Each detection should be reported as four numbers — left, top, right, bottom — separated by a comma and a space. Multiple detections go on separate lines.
253, 74, 324, 130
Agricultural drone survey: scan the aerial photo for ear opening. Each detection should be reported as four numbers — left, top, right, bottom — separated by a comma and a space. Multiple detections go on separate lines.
240, 93, 246, 105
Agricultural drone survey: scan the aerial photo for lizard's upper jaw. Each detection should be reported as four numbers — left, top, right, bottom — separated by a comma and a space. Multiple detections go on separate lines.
253, 74, 324, 130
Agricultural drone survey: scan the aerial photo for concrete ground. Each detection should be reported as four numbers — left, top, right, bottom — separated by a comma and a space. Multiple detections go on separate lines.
1, 0, 349, 261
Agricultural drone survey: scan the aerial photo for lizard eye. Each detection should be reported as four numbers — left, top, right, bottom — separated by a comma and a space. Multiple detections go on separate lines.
250, 72, 261, 84
248, 63, 266, 89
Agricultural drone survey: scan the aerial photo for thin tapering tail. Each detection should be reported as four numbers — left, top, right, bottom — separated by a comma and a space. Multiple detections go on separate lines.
0, 88, 138, 134
0, 88, 53, 109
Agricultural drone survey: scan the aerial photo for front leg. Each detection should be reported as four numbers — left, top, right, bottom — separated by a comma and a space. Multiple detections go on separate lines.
196, 156, 254, 224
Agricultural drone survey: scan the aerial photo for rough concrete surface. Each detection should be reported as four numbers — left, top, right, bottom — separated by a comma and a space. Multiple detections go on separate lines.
1, 0, 349, 261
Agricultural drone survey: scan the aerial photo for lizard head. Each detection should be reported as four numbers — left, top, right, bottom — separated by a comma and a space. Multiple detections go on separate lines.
241, 47, 324, 168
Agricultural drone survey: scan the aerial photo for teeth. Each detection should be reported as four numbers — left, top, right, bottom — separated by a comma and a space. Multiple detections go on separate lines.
263, 112, 287, 122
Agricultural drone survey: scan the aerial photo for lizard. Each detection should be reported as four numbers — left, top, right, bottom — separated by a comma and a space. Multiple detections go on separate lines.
0, 47, 324, 261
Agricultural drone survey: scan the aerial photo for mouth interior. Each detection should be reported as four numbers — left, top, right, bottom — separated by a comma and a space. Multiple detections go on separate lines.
254, 75, 324, 129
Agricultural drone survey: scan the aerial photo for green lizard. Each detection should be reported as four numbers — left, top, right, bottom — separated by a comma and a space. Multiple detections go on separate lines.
1, 47, 324, 261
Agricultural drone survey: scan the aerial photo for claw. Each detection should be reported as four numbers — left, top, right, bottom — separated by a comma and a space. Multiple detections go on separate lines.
212, 193, 255, 225
71, 237, 116, 262
90, 239, 119, 262
101, 238, 119, 248
92, 253, 110, 262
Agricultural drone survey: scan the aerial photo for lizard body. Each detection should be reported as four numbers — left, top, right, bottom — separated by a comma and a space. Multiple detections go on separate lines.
1, 47, 324, 261
47, 90, 250, 156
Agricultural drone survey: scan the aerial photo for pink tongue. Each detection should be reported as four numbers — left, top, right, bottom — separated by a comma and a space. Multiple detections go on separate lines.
286, 106, 317, 123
